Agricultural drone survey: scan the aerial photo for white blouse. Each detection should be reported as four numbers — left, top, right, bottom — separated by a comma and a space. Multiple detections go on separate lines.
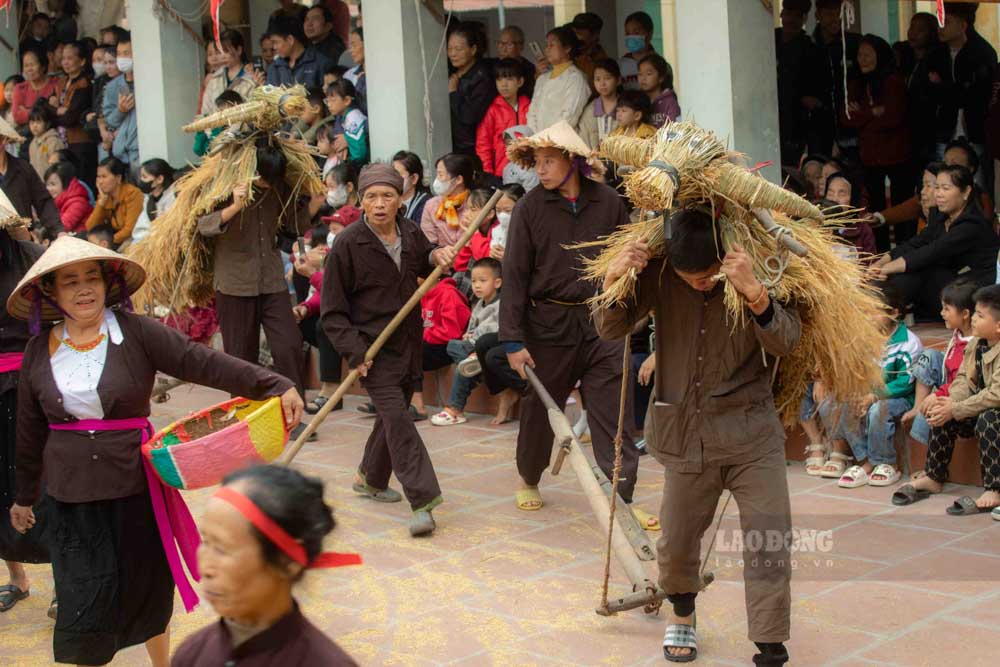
50, 309, 123, 420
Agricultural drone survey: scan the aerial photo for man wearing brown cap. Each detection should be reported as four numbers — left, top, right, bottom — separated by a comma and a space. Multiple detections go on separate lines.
321, 163, 457, 536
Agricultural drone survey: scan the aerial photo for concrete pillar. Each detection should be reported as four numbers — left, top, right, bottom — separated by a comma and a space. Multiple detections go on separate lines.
248, 1, 273, 58
0, 5, 19, 80
860, 0, 891, 40
554, 0, 585, 26
129, 0, 203, 166
674, 0, 780, 183
362, 0, 451, 166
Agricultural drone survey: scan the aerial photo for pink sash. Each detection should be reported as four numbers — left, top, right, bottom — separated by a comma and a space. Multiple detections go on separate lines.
0, 353, 24, 373
49, 417, 201, 612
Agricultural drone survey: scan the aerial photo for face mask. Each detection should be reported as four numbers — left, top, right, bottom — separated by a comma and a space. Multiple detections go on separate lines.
624, 35, 645, 53
326, 186, 347, 208
432, 177, 452, 197
497, 211, 511, 226
137, 179, 155, 194
92, 62, 107, 77
116, 57, 133, 73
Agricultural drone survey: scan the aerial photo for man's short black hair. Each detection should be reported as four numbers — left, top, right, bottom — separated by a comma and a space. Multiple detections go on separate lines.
666, 208, 723, 273
471, 256, 502, 278
270, 16, 307, 45
87, 223, 115, 247
879, 281, 906, 315
974, 284, 1000, 319
944, 137, 980, 174
255, 137, 288, 186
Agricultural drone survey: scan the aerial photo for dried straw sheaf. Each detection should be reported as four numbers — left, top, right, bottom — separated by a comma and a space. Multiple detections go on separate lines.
183, 85, 310, 134
128, 133, 323, 312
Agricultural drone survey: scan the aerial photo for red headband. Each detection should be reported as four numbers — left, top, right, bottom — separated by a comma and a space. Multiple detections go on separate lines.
214, 487, 362, 569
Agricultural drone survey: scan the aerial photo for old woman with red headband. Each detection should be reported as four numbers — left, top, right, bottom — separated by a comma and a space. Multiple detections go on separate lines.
173, 465, 361, 665
6, 236, 304, 667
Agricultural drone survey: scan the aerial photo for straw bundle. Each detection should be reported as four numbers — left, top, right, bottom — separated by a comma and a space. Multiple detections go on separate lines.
128, 131, 323, 312
183, 85, 309, 134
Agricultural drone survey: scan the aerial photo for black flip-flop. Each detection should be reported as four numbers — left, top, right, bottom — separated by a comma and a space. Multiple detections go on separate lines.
946, 496, 992, 516
892, 484, 931, 506
0, 584, 29, 612
409, 405, 427, 422
357, 402, 376, 415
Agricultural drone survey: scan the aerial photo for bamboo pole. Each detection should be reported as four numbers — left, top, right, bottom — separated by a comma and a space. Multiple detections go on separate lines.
280, 188, 504, 464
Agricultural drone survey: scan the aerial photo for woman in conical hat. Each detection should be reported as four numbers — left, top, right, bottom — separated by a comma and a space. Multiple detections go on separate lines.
6, 236, 304, 666
0, 218, 48, 616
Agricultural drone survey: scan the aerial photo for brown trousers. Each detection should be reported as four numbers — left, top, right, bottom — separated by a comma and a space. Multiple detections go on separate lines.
360, 381, 442, 511
215, 291, 305, 397
518, 338, 640, 502
656, 448, 792, 643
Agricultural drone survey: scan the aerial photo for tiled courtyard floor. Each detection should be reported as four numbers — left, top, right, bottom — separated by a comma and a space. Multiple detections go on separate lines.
4, 382, 1000, 666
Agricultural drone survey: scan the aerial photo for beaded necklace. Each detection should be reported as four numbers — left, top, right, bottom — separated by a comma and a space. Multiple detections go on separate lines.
62, 333, 107, 353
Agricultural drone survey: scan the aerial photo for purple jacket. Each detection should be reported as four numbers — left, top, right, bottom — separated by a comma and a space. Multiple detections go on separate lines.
650, 88, 681, 128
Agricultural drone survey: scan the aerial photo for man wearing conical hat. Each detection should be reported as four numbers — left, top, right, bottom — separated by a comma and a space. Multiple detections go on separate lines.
499, 121, 656, 528
0, 115, 62, 240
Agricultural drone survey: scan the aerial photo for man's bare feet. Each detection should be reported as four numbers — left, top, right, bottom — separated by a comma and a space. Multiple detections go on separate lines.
664, 610, 695, 659
910, 471, 943, 493
491, 389, 518, 425
976, 489, 1000, 509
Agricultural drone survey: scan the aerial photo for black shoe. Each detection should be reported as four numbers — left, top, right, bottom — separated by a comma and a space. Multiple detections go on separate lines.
305, 396, 343, 415
752, 642, 789, 666
290, 423, 318, 442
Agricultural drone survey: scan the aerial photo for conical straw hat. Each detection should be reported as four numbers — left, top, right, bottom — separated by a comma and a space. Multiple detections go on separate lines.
507, 120, 593, 168
6, 235, 147, 322
0, 114, 25, 143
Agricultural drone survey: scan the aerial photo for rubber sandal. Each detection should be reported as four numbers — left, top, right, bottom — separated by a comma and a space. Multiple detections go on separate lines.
409, 510, 436, 536
352, 481, 403, 503
515, 488, 543, 511
430, 410, 467, 426
820, 451, 851, 478
869, 463, 901, 487
992, 506, 1000, 522
409, 405, 428, 422
839, 465, 870, 489
457, 356, 482, 378
662, 613, 697, 662
632, 506, 661, 532
891, 483, 931, 506
804, 443, 828, 476
946, 495, 993, 516
0, 585, 29, 612
305, 396, 343, 415
357, 402, 377, 415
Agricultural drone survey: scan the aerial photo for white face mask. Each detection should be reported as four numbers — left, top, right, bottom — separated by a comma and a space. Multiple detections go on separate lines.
326, 186, 347, 208
92, 62, 107, 77
496, 211, 511, 226
432, 177, 453, 197
327, 231, 336, 247
116, 57, 133, 73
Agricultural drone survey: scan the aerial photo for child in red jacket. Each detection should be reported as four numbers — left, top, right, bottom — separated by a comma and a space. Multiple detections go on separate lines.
475, 59, 530, 177
410, 276, 471, 418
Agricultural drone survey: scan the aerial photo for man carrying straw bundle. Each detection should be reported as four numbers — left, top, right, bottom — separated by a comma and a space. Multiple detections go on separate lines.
594, 209, 796, 666
321, 163, 457, 537
500, 121, 657, 530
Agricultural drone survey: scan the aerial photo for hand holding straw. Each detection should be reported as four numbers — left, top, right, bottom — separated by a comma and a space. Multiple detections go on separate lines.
280, 188, 505, 464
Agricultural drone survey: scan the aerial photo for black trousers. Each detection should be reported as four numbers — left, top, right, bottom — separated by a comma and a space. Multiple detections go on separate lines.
481, 333, 526, 394
517, 338, 640, 502
68, 141, 98, 190
414, 342, 451, 393
926, 408, 1000, 491
359, 380, 442, 510
300, 315, 342, 384
631, 351, 653, 431
215, 291, 305, 397
865, 162, 917, 251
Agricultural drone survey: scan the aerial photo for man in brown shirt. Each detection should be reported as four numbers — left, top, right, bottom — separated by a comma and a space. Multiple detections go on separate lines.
594, 208, 799, 666
499, 122, 650, 525
198, 143, 323, 439
321, 163, 457, 537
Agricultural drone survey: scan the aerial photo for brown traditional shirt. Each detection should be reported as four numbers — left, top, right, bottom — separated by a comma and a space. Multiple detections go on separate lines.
321, 215, 437, 387
499, 176, 630, 347
171, 602, 358, 666
16, 311, 294, 505
594, 260, 802, 473
197, 185, 313, 297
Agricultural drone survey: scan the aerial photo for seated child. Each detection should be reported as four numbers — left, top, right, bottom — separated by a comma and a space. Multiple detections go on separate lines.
892, 284, 1000, 514
86, 223, 115, 249
324, 78, 368, 167
905, 279, 976, 446
28, 102, 66, 179
410, 276, 471, 419
431, 258, 505, 426
610, 90, 656, 139
293, 86, 328, 141
194, 90, 242, 156
818, 284, 922, 488
501, 125, 540, 191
